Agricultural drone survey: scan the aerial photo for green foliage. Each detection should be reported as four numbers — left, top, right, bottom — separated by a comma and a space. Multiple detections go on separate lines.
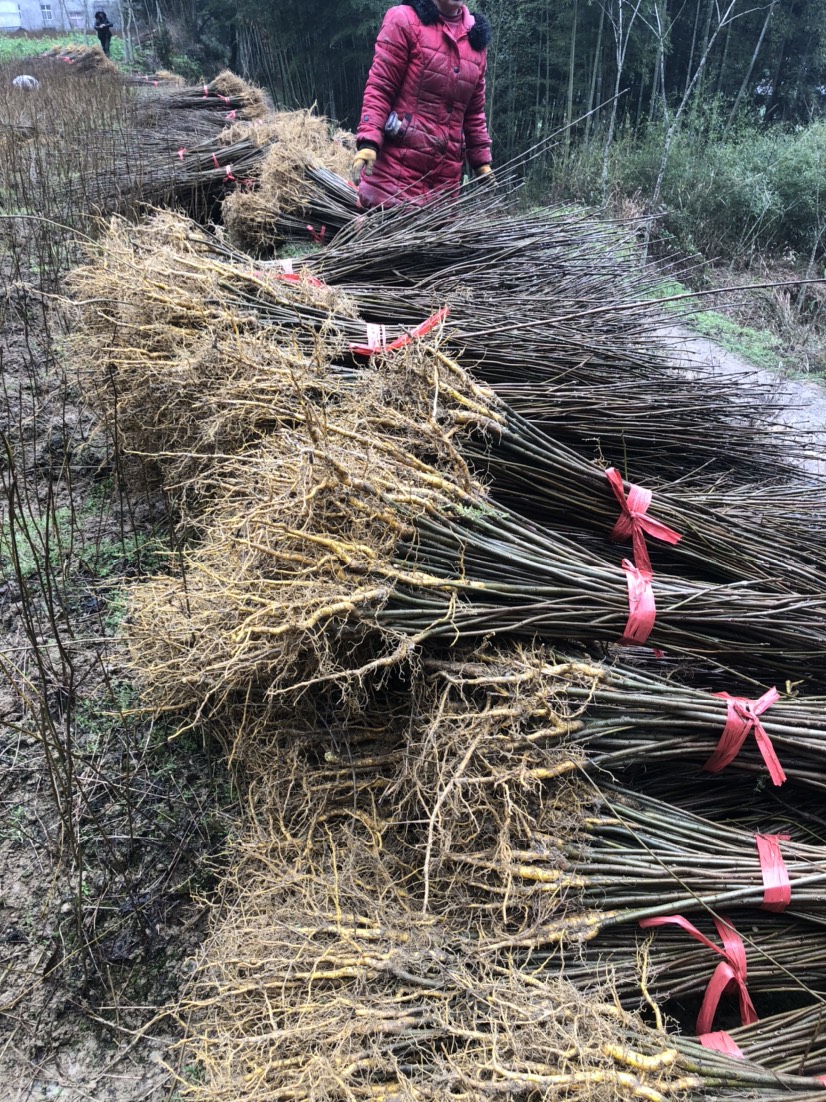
0, 500, 167, 585
546, 120, 826, 264
169, 52, 202, 80
0, 506, 73, 579
139, 0, 826, 157
153, 22, 174, 67
0, 31, 127, 63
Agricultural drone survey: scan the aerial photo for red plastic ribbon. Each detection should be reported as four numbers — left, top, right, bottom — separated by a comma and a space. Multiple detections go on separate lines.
224, 165, 236, 181
218, 94, 231, 104
348, 308, 450, 358
177, 147, 187, 161
619, 560, 656, 646
395, 305, 450, 346
252, 265, 324, 290
703, 688, 785, 786
211, 153, 221, 170
640, 914, 757, 1034
698, 1032, 745, 1059
755, 833, 791, 912
274, 272, 325, 288
225, 109, 237, 121
306, 224, 327, 244
203, 84, 210, 97
605, 467, 682, 576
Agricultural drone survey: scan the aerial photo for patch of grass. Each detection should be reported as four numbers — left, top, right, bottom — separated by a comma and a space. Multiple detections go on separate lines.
0, 506, 73, 579
79, 530, 168, 581
169, 52, 201, 81
545, 120, 826, 267
649, 278, 784, 371
0, 502, 168, 584
0, 31, 115, 62
0, 31, 149, 71
690, 311, 783, 371
278, 241, 323, 260
0, 804, 28, 843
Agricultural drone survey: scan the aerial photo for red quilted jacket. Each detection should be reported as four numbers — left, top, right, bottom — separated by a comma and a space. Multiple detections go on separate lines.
356, 0, 492, 208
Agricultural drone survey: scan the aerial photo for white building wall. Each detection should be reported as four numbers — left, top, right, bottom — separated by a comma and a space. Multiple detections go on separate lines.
0, 0, 22, 28
7, 0, 120, 33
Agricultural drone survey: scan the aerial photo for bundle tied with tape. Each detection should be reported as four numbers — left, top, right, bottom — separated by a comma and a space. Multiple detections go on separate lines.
348, 306, 450, 358
639, 914, 757, 1036
704, 689, 786, 786
606, 469, 681, 648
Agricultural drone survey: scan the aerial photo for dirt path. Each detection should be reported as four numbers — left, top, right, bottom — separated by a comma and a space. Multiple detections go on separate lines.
664, 324, 826, 478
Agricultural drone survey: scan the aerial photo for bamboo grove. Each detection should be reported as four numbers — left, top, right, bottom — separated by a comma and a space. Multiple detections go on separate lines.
148, 0, 826, 165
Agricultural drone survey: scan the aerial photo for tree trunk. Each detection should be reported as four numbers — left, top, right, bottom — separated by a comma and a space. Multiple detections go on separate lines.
765, 33, 787, 123
715, 20, 733, 100
648, 41, 662, 122
725, 1, 775, 132
564, 0, 579, 157
696, 0, 715, 100
486, 0, 505, 149
684, 0, 702, 95
602, 0, 643, 190
585, 5, 605, 140
646, 0, 740, 253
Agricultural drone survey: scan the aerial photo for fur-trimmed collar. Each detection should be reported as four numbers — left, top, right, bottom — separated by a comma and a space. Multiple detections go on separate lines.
402, 0, 492, 49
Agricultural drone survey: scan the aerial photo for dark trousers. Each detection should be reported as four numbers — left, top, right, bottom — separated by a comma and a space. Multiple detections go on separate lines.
97, 31, 111, 56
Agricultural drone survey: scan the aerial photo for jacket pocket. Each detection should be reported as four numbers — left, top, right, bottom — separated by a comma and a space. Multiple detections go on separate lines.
385, 111, 414, 141
401, 116, 449, 156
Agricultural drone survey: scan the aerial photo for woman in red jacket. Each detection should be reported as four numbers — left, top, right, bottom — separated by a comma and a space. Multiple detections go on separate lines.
352, 0, 492, 208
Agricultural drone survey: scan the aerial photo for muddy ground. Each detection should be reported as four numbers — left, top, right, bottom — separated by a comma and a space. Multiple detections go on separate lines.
0, 262, 237, 1102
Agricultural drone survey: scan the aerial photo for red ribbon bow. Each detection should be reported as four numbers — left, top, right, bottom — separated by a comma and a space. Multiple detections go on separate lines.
177, 147, 188, 161
755, 833, 791, 912
306, 224, 327, 245
605, 468, 682, 576
703, 687, 785, 786
640, 914, 757, 1034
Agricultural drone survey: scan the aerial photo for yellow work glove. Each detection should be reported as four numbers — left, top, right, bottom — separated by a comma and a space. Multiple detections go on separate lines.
473, 164, 493, 181
351, 148, 377, 185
